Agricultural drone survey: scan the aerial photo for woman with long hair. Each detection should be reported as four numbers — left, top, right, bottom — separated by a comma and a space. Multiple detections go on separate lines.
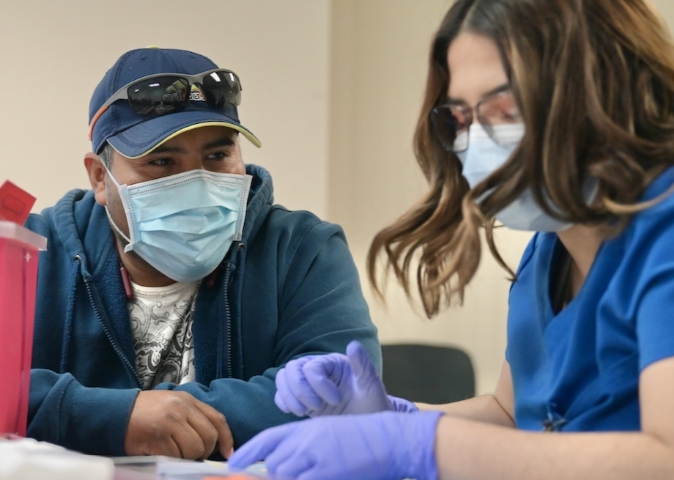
229, 0, 674, 478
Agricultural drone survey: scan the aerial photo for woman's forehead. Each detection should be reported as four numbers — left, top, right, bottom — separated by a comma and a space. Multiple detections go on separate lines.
447, 32, 509, 105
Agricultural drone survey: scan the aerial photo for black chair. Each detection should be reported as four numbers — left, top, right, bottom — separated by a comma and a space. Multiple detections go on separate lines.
381, 343, 475, 404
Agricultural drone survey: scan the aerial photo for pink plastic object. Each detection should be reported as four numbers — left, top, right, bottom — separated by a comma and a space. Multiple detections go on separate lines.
0, 181, 36, 225
0, 216, 46, 436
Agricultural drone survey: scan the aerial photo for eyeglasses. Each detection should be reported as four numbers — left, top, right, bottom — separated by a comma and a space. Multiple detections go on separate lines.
430, 87, 522, 152
88, 69, 243, 140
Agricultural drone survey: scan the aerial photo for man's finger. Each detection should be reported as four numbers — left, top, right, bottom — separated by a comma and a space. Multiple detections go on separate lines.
193, 401, 233, 459
161, 436, 183, 459
170, 423, 208, 460
185, 409, 219, 460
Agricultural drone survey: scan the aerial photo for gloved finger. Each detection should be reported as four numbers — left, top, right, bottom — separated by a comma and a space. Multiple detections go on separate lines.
303, 356, 347, 405
346, 341, 379, 387
265, 442, 315, 479
227, 423, 296, 470
274, 390, 289, 413
275, 367, 310, 417
284, 360, 327, 411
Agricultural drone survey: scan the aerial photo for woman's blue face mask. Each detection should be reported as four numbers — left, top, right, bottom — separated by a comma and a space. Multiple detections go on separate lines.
455, 123, 599, 232
456, 123, 574, 232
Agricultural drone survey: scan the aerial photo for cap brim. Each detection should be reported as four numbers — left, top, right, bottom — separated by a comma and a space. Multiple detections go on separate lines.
107, 110, 261, 158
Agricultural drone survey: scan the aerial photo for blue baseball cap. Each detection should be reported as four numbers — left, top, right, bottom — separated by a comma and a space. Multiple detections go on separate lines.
89, 47, 261, 158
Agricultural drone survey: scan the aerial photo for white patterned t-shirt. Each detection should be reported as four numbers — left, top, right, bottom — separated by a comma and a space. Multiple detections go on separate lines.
128, 280, 199, 390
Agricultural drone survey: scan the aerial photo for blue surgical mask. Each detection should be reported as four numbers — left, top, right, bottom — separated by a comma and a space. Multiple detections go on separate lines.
456, 123, 573, 232
103, 164, 252, 282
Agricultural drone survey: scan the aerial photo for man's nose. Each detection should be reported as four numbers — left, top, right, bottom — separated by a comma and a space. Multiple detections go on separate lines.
182, 155, 209, 172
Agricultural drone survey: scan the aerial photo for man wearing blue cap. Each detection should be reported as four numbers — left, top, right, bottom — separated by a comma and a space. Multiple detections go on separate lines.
25, 47, 380, 459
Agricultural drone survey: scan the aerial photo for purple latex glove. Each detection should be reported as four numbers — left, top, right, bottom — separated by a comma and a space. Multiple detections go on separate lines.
275, 340, 417, 417
228, 410, 443, 480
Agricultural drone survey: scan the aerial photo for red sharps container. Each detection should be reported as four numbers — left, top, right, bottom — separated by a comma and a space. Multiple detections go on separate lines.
0, 181, 46, 436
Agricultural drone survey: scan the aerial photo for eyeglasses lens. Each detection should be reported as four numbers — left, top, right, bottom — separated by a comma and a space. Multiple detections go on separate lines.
127, 76, 189, 115
431, 105, 471, 152
449, 105, 470, 152
477, 91, 523, 146
201, 71, 242, 108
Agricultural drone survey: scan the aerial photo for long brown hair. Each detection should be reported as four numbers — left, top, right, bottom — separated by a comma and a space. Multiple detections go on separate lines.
367, 0, 674, 318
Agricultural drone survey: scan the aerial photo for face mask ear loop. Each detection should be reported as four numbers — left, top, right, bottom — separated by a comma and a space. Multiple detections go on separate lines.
99, 156, 122, 189
99, 157, 135, 251
104, 206, 133, 250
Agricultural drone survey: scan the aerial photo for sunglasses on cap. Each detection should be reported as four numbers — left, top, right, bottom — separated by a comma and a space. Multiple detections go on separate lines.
88, 69, 243, 140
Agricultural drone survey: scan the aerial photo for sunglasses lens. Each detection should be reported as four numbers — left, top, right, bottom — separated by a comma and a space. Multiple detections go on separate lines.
127, 76, 189, 115
201, 70, 242, 108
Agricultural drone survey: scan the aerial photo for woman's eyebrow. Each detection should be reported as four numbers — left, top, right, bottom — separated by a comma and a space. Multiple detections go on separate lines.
480, 83, 511, 99
446, 83, 510, 104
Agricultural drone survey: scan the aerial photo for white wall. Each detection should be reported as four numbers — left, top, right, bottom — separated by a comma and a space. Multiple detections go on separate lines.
654, 0, 674, 30
0, 0, 331, 217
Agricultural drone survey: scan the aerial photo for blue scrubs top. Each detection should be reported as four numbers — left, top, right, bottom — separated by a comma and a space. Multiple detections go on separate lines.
506, 167, 674, 432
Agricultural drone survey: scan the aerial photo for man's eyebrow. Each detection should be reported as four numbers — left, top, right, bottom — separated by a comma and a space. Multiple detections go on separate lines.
447, 83, 510, 104
145, 135, 236, 155
150, 144, 185, 155
204, 136, 236, 150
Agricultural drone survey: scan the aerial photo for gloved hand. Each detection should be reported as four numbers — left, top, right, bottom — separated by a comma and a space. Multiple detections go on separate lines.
274, 340, 417, 417
228, 410, 443, 480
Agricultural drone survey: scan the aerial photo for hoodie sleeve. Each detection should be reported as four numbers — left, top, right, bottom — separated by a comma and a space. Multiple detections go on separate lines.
274, 220, 381, 371
28, 369, 140, 455
25, 200, 141, 456
156, 218, 380, 449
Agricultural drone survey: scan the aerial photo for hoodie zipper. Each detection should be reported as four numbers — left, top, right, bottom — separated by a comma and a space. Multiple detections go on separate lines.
234, 242, 246, 378
224, 242, 247, 379
78, 257, 142, 388
219, 261, 233, 379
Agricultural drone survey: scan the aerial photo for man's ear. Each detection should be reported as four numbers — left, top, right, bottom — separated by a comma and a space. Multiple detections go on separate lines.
84, 152, 107, 206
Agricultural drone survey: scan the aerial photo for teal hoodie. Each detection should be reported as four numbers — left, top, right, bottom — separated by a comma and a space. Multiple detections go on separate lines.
25, 164, 380, 455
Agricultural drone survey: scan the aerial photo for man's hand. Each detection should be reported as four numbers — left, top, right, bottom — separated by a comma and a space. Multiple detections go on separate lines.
124, 391, 234, 460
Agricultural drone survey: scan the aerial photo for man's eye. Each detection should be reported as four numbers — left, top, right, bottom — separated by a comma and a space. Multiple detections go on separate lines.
150, 158, 173, 166
207, 151, 229, 160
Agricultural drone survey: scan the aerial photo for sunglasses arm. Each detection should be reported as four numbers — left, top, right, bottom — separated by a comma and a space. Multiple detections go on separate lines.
88, 105, 110, 141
